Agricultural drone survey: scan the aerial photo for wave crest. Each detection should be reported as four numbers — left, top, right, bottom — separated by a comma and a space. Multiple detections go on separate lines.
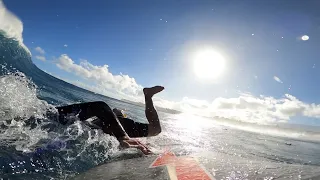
0, 0, 30, 54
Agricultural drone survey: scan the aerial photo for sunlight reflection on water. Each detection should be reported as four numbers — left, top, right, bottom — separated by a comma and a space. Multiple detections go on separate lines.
163, 113, 217, 150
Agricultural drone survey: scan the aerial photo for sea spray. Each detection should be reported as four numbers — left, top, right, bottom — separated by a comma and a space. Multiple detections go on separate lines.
0, 71, 120, 179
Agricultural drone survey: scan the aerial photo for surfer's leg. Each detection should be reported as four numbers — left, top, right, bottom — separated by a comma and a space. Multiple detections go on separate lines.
143, 86, 164, 136
57, 102, 128, 139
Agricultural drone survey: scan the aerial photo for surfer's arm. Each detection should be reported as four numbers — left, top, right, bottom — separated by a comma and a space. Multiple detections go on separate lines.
115, 118, 152, 154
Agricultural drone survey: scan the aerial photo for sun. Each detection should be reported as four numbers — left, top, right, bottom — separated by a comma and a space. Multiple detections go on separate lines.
193, 48, 226, 79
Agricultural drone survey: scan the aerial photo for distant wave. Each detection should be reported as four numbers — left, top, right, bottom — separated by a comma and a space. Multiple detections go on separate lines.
211, 116, 320, 143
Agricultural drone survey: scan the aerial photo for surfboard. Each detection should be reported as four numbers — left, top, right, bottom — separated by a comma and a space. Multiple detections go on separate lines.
73, 151, 214, 180
73, 150, 320, 180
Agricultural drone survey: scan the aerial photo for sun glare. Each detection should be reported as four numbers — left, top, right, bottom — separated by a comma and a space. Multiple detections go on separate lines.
193, 49, 225, 79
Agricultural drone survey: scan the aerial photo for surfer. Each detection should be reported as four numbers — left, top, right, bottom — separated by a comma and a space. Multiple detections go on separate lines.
56, 86, 164, 155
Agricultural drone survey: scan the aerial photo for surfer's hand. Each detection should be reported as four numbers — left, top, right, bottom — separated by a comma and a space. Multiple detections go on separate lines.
119, 138, 152, 155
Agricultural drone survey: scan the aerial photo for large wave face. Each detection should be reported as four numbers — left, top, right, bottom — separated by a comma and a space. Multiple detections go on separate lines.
0, 32, 115, 106
0, 32, 125, 179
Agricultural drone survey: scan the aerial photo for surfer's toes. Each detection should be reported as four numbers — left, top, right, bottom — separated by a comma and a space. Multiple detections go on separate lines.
143, 86, 164, 97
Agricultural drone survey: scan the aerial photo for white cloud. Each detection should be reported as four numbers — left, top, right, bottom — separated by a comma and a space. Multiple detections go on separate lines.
35, 55, 46, 61
51, 54, 320, 124
154, 93, 320, 124
34, 46, 45, 54
304, 104, 320, 118
273, 76, 283, 83
55, 54, 143, 100
64, 44, 68, 47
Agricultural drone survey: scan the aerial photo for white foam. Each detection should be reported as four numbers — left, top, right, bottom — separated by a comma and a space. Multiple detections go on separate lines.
66, 121, 120, 159
0, 72, 54, 120
0, 72, 120, 157
0, 0, 31, 54
0, 72, 56, 150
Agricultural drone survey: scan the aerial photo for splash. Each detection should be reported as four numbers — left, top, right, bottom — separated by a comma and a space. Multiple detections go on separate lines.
0, 71, 120, 179
0, 71, 54, 151
0, 71, 54, 120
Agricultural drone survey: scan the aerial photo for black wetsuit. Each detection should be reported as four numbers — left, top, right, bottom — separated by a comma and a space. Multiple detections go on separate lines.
56, 101, 148, 138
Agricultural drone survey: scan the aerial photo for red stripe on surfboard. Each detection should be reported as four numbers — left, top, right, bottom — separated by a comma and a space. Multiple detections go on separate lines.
150, 151, 213, 180
149, 151, 176, 167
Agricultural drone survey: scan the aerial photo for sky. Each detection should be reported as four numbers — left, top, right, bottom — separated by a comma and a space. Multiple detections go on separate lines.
3, 0, 320, 126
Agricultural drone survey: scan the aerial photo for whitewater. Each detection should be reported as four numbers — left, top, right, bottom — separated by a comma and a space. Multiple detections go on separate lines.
0, 1, 320, 179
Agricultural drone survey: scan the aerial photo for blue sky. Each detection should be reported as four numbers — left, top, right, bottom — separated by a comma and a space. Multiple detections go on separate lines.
3, 0, 320, 125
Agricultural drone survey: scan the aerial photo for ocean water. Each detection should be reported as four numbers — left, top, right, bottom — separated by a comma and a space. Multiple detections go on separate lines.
1, 15, 320, 180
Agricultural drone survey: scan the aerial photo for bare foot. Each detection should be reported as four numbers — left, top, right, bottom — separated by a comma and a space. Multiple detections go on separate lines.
143, 86, 164, 97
